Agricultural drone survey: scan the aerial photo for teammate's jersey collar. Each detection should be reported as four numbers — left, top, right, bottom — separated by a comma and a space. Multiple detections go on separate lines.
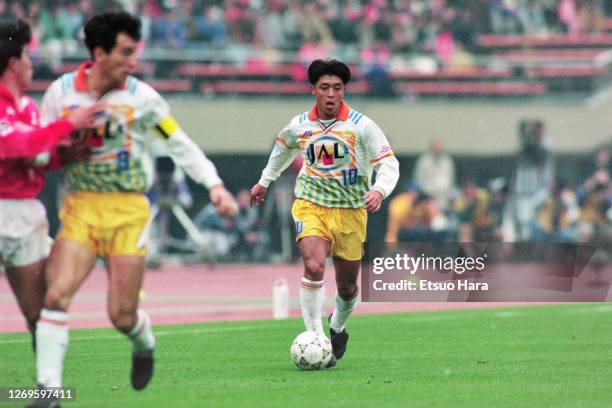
75, 61, 128, 93
308, 101, 350, 121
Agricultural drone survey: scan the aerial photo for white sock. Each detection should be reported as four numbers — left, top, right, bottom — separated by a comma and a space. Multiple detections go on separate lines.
299, 278, 325, 335
36, 309, 69, 388
128, 310, 155, 355
330, 290, 359, 332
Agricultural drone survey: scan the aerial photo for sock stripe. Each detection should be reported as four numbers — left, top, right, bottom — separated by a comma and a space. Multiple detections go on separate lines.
300, 278, 324, 291
38, 317, 68, 326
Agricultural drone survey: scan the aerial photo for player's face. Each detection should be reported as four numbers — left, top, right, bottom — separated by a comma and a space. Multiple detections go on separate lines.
15, 48, 33, 91
98, 33, 138, 87
312, 75, 345, 120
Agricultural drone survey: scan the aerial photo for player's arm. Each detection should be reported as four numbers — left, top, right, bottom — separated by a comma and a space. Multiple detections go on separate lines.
0, 117, 74, 159
27, 81, 100, 168
250, 122, 300, 206
155, 115, 237, 217
363, 120, 400, 212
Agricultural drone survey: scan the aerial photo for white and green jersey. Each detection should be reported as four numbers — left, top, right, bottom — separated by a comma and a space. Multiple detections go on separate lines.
41, 62, 222, 193
258, 102, 400, 208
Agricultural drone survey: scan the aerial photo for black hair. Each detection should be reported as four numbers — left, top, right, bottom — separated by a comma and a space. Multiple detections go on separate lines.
84, 11, 141, 58
0, 18, 31, 76
307, 59, 351, 85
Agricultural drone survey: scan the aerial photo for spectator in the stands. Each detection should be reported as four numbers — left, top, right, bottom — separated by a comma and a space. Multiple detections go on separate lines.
59, 0, 84, 41
558, 0, 580, 34
414, 138, 456, 211
489, 0, 522, 34
39, 2, 77, 67
258, 1, 285, 50
328, 1, 361, 53
152, 6, 189, 49
577, 0, 604, 33
533, 181, 580, 242
517, 0, 547, 35
297, 2, 334, 46
194, 3, 228, 46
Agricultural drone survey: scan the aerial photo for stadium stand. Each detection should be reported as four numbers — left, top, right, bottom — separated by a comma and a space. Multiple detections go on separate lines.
2, 0, 606, 97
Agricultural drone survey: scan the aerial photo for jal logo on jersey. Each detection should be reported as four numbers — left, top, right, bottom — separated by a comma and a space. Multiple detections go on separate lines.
306, 135, 350, 171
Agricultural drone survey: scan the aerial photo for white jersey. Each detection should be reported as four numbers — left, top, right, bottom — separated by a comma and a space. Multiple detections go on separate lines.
41, 62, 222, 193
258, 102, 399, 208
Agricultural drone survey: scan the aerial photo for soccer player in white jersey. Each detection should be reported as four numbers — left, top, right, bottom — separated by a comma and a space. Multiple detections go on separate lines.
29, 11, 236, 404
251, 59, 400, 367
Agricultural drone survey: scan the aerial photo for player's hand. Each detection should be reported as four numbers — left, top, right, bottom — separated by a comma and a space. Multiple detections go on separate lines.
67, 103, 105, 130
250, 183, 267, 207
210, 184, 238, 217
364, 189, 384, 212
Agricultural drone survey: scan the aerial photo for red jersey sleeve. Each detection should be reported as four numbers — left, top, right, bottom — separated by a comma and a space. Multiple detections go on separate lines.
0, 118, 75, 160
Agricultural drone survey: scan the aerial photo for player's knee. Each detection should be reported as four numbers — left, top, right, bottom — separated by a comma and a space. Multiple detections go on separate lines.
304, 258, 325, 280
43, 287, 69, 311
337, 282, 358, 300
109, 309, 137, 333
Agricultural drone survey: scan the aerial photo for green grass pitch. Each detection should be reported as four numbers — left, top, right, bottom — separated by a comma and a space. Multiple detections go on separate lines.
1, 304, 611, 407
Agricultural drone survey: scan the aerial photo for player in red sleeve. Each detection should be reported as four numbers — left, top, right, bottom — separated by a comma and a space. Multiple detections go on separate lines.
0, 18, 98, 353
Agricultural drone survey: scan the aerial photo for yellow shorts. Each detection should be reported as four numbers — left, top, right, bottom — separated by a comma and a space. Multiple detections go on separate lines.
57, 192, 150, 257
291, 199, 367, 261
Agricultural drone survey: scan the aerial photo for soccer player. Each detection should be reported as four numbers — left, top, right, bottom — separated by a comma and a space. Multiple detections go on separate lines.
250, 59, 400, 367
0, 18, 98, 354
31, 11, 237, 401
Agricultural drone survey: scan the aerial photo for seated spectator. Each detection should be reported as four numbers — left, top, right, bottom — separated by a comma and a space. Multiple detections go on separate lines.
194, 202, 236, 260
232, 190, 270, 262
397, 192, 451, 242
517, 0, 547, 35
533, 181, 580, 242
39, 3, 77, 68
454, 181, 495, 242
578, 182, 610, 241
152, 6, 189, 49
194, 4, 228, 46
385, 180, 421, 247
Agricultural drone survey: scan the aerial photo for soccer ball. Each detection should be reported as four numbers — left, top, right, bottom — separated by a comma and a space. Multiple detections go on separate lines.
290, 331, 333, 370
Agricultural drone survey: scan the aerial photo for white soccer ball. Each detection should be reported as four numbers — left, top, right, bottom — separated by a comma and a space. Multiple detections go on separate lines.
290, 331, 333, 371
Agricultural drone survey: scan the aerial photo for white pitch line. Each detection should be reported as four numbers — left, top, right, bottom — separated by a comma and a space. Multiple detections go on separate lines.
568, 304, 612, 313
492, 311, 523, 318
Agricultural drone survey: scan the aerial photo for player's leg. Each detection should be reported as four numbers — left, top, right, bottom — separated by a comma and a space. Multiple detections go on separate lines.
297, 236, 330, 335
292, 200, 332, 335
5, 260, 46, 351
328, 207, 367, 360
1, 199, 52, 353
101, 193, 154, 390
37, 239, 97, 388
106, 255, 155, 390
329, 256, 360, 359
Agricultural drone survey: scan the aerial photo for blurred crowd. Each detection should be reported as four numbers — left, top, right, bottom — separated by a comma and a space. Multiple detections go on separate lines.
385, 122, 612, 251
5, 0, 612, 71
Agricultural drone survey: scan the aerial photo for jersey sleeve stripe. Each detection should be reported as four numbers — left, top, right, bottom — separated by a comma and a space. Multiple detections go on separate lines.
276, 136, 289, 148
369, 152, 395, 164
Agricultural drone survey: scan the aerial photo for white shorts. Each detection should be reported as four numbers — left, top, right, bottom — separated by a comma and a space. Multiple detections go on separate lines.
0, 199, 52, 268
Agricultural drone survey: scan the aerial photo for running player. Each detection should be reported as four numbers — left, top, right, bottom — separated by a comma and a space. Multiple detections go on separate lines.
0, 18, 98, 354
30, 11, 237, 404
250, 59, 399, 367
